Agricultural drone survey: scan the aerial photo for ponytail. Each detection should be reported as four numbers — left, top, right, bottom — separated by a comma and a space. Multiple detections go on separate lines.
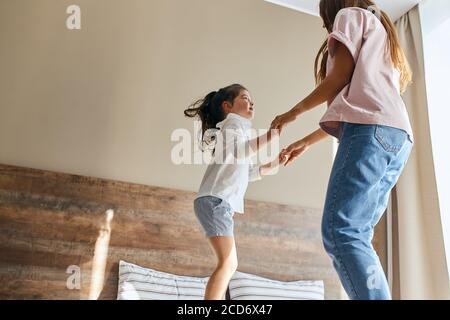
184, 84, 246, 150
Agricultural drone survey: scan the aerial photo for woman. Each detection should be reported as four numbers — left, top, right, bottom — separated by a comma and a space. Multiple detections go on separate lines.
271, 0, 413, 300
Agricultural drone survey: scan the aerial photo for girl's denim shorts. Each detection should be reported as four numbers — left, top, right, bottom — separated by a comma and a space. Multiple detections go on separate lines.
193, 196, 235, 238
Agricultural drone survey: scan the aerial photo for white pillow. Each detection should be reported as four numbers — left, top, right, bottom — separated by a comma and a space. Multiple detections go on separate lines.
117, 260, 208, 300
229, 271, 324, 300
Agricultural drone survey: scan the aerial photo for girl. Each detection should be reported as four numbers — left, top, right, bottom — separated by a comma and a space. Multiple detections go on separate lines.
184, 84, 287, 300
271, 0, 413, 300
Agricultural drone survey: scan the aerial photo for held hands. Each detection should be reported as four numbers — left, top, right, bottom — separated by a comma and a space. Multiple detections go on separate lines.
259, 152, 289, 176
267, 109, 310, 169
261, 139, 309, 175
280, 139, 310, 166
270, 110, 297, 134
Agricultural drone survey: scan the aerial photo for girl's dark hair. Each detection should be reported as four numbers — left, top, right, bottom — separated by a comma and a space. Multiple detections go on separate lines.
184, 84, 247, 149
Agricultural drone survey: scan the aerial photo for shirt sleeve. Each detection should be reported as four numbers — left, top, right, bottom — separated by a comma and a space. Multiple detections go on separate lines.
328, 8, 367, 62
214, 121, 257, 163
249, 164, 262, 182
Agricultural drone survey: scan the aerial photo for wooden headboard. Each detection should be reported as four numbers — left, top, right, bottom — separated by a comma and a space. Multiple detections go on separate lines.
0, 163, 345, 299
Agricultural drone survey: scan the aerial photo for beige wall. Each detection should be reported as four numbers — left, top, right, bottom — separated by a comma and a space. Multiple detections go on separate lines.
0, 0, 333, 209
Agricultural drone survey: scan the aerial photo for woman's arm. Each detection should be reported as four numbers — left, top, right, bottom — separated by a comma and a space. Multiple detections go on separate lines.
291, 42, 355, 115
271, 42, 356, 132
282, 128, 329, 166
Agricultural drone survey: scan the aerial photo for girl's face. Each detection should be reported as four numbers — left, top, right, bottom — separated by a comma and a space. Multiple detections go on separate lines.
225, 90, 255, 120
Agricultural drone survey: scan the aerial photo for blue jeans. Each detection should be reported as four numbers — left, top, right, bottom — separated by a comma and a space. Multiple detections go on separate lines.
322, 123, 412, 300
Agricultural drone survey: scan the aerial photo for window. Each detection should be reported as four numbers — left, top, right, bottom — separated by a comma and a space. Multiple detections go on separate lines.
420, 0, 450, 276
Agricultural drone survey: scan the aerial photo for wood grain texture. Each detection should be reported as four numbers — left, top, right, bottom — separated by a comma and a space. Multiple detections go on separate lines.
0, 163, 371, 300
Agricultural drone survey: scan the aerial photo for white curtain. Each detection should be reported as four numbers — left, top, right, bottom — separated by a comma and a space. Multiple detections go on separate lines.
394, 4, 450, 299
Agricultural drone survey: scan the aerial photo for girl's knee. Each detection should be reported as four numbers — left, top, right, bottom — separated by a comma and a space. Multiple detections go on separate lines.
218, 257, 238, 274
227, 258, 238, 274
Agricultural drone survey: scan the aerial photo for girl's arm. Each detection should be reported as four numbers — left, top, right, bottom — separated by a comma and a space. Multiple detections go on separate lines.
249, 149, 289, 182
251, 128, 328, 179
248, 132, 285, 181
258, 152, 289, 177
248, 128, 278, 153
271, 42, 355, 132
219, 126, 278, 161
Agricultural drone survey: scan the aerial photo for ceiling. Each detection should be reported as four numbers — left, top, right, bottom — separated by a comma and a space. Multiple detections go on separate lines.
264, 0, 422, 21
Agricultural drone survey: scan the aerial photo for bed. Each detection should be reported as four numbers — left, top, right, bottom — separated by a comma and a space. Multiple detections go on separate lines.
0, 163, 363, 299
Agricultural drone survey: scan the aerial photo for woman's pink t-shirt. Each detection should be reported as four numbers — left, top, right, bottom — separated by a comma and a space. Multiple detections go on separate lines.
319, 7, 414, 142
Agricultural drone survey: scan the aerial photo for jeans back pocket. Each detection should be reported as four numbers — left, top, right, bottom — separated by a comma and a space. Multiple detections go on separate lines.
374, 125, 407, 154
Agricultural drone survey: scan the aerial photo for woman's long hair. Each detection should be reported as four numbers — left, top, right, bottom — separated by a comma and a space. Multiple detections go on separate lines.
315, 0, 412, 94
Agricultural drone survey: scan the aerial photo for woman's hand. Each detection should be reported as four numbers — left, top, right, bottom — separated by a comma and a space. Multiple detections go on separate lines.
281, 139, 310, 166
270, 110, 298, 134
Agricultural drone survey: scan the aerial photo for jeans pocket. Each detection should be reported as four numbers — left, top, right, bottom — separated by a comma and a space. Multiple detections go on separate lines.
374, 125, 407, 154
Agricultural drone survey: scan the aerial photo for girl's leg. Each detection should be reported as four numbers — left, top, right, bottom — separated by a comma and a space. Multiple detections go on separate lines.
321, 123, 411, 300
204, 236, 238, 300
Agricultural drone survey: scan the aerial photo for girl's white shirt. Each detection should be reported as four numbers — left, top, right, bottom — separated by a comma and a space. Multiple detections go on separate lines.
196, 113, 261, 214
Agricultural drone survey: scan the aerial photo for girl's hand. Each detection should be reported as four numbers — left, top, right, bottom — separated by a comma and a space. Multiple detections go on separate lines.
270, 111, 298, 134
259, 151, 289, 176
281, 139, 310, 166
